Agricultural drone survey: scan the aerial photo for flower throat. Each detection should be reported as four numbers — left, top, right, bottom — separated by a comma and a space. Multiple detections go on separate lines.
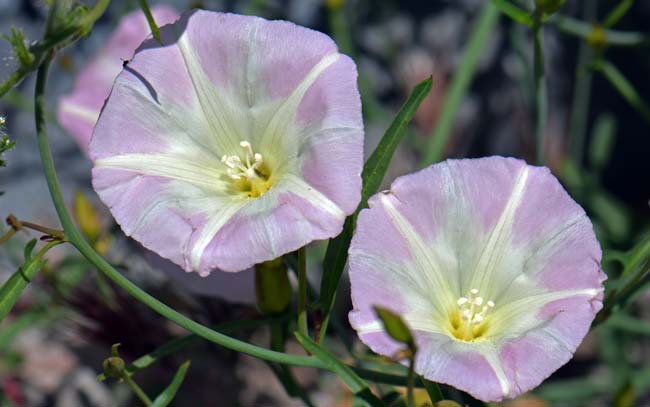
221, 140, 272, 198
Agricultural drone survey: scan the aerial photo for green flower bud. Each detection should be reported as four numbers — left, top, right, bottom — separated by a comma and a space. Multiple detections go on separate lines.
373, 306, 415, 350
255, 258, 291, 315
102, 356, 125, 379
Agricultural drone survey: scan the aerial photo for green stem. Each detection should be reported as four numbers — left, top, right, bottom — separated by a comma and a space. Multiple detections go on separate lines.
122, 374, 153, 406
568, 2, 597, 166
406, 358, 415, 407
422, 2, 500, 165
533, 13, 547, 165
32, 50, 421, 388
137, 0, 162, 44
297, 247, 308, 337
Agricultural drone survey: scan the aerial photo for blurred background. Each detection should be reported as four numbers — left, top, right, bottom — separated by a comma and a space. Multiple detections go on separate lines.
0, 0, 649, 406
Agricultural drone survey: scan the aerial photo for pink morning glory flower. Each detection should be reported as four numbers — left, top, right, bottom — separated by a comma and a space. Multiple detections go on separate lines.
89, 10, 363, 275
348, 157, 605, 402
57, 6, 180, 152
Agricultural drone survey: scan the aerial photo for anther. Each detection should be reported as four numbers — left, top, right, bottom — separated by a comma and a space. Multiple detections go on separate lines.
454, 288, 495, 337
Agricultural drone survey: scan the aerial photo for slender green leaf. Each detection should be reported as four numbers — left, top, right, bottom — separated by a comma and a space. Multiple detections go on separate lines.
360, 76, 432, 205
603, 0, 634, 28
423, 2, 500, 164
295, 332, 386, 407
422, 378, 444, 403
0, 241, 59, 321
588, 113, 616, 172
318, 76, 433, 332
137, 0, 162, 44
151, 360, 191, 407
595, 60, 650, 121
490, 0, 533, 26
23, 238, 37, 261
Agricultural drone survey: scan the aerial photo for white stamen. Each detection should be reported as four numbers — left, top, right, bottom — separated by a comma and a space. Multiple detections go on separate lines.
456, 289, 495, 327
221, 140, 265, 182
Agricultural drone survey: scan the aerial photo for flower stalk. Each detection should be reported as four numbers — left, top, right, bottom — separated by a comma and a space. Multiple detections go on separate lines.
297, 246, 309, 338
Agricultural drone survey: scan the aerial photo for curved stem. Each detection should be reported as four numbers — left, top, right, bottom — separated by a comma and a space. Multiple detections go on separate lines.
297, 246, 308, 337
122, 374, 153, 406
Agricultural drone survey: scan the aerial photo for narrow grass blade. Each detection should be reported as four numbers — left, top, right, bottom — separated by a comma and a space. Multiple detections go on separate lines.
150, 360, 191, 407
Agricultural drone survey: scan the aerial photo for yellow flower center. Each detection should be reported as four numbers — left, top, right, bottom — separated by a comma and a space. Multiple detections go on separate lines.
448, 288, 495, 342
221, 140, 273, 198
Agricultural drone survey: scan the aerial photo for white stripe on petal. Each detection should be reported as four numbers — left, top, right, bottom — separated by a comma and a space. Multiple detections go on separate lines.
475, 342, 511, 398
177, 33, 246, 156
261, 52, 340, 163
190, 201, 248, 273
281, 174, 345, 219
95, 153, 230, 193
378, 193, 458, 311
487, 288, 601, 339
470, 166, 529, 296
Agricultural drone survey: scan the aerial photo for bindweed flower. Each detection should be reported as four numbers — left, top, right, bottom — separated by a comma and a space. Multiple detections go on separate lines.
57, 6, 180, 152
348, 157, 605, 402
89, 11, 363, 274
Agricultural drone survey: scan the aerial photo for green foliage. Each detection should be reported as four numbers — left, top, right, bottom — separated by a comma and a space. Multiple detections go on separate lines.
1, 28, 34, 67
